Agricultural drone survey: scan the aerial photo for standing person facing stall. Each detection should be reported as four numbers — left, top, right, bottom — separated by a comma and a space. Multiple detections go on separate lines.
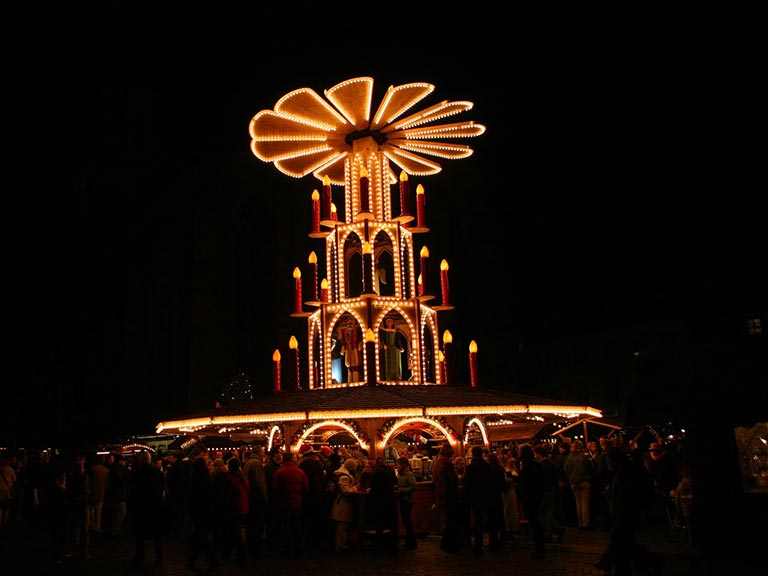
565, 439, 595, 530
594, 447, 660, 576
298, 447, 327, 552
432, 442, 462, 553
128, 451, 165, 566
185, 456, 219, 571
271, 451, 309, 555
243, 447, 267, 557
518, 443, 547, 560
367, 456, 399, 552
395, 457, 418, 550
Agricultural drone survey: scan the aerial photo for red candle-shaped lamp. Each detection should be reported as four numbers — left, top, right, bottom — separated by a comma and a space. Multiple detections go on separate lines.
365, 328, 376, 386
399, 170, 411, 217
293, 267, 302, 314
321, 175, 332, 221
360, 166, 370, 214
308, 251, 318, 302
416, 184, 426, 228
420, 245, 430, 295
440, 259, 450, 306
442, 330, 453, 385
469, 340, 479, 388
289, 335, 300, 391
438, 350, 445, 384
417, 273, 424, 296
330, 202, 338, 221
320, 278, 329, 302
272, 349, 281, 393
311, 189, 320, 233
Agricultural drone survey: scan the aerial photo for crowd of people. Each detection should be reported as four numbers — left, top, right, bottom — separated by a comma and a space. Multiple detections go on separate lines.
0, 433, 690, 574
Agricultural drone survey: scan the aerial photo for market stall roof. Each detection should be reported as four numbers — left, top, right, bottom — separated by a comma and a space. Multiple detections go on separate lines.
156, 385, 602, 438
551, 416, 624, 444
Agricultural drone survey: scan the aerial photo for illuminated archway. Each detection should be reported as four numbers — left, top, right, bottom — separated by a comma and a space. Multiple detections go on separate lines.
293, 419, 370, 453
463, 417, 490, 447
377, 416, 458, 451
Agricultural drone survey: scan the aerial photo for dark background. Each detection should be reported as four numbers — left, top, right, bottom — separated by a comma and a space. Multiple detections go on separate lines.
6, 6, 763, 449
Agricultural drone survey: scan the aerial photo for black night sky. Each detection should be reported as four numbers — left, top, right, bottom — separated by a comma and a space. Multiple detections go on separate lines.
7, 7, 763, 449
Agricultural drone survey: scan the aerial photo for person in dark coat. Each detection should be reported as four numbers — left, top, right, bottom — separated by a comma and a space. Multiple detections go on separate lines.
243, 447, 268, 557
366, 456, 399, 552
164, 450, 191, 538
518, 443, 547, 559
298, 447, 327, 551
221, 457, 249, 562
263, 446, 282, 552
431, 443, 462, 553
462, 446, 503, 553
185, 456, 219, 570
67, 455, 92, 560
395, 457, 418, 550
594, 447, 660, 576
127, 451, 165, 565
46, 467, 70, 564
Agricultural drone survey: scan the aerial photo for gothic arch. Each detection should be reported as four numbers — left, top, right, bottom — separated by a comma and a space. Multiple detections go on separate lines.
342, 231, 363, 298
373, 229, 395, 296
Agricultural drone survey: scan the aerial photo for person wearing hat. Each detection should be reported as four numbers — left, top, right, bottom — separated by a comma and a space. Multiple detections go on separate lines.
646, 443, 679, 494
644, 441, 680, 527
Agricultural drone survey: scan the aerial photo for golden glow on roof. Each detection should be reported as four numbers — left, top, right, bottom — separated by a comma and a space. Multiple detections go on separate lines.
156, 403, 603, 436
426, 405, 602, 418
249, 76, 485, 185
312, 408, 422, 420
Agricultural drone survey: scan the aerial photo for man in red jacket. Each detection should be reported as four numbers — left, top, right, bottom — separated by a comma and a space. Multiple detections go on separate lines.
271, 452, 310, 555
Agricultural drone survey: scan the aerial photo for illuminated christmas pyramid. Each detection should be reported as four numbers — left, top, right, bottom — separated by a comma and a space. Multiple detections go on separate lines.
249, 76, 486, 390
